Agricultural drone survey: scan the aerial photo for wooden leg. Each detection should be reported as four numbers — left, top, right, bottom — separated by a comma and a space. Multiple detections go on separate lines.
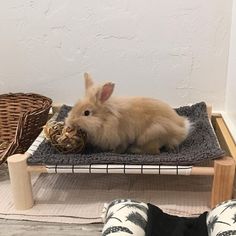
211, 156, 235, 208
7, 153, 34, 210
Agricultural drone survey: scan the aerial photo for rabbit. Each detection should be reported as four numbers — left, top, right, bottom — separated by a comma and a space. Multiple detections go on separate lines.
65, 73, 191, 154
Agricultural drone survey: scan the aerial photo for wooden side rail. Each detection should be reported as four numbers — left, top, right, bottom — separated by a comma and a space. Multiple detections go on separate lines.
214, 117, 236, 160
26, 164, 215, 175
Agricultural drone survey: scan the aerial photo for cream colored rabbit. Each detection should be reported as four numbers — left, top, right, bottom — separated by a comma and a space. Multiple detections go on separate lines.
65, 73, 191, 154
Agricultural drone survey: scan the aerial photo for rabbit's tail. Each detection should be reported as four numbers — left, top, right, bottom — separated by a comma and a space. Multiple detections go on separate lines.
184, 117, 193, 137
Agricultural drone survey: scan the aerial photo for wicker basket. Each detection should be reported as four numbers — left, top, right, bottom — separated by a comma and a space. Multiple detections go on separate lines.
0, 93, 52, 164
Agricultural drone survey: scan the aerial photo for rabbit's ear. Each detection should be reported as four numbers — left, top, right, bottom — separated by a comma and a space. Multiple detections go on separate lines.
84, 72, 94, 91
98, 83, 115, 103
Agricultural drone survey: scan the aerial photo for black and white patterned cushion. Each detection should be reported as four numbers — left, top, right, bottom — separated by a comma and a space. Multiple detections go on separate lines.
102, 199, 236, 236
102, 199, 148, 236
207, 199, 236, 236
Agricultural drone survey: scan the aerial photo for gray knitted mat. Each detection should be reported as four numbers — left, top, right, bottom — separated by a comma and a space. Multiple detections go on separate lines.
27, 102, 225, 166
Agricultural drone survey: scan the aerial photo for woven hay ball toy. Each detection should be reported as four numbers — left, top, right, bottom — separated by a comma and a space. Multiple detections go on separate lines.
43, 121, 87, 153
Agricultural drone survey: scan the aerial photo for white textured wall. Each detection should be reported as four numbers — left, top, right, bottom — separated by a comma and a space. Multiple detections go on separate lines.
225, 0, 236, 141
0, 0, 233, 109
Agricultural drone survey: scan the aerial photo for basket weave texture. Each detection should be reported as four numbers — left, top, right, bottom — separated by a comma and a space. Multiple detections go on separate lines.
0, 93, 52, 164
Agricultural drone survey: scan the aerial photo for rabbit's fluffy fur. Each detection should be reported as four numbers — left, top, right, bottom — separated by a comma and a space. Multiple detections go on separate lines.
65, 73, 191, 154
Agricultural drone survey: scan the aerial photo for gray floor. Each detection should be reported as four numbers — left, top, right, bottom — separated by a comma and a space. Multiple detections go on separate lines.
0, 164, 103, 236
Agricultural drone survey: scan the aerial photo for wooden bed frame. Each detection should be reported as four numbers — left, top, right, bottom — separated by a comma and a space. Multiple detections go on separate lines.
7, 110, 236, 211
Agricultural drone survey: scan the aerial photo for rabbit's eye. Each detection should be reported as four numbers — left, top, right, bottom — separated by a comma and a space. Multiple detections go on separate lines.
84, 110, 90, 116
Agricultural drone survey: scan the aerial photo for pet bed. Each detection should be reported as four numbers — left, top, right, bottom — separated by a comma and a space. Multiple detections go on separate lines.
27, 102, 224, 166
7, 102, 236, 210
